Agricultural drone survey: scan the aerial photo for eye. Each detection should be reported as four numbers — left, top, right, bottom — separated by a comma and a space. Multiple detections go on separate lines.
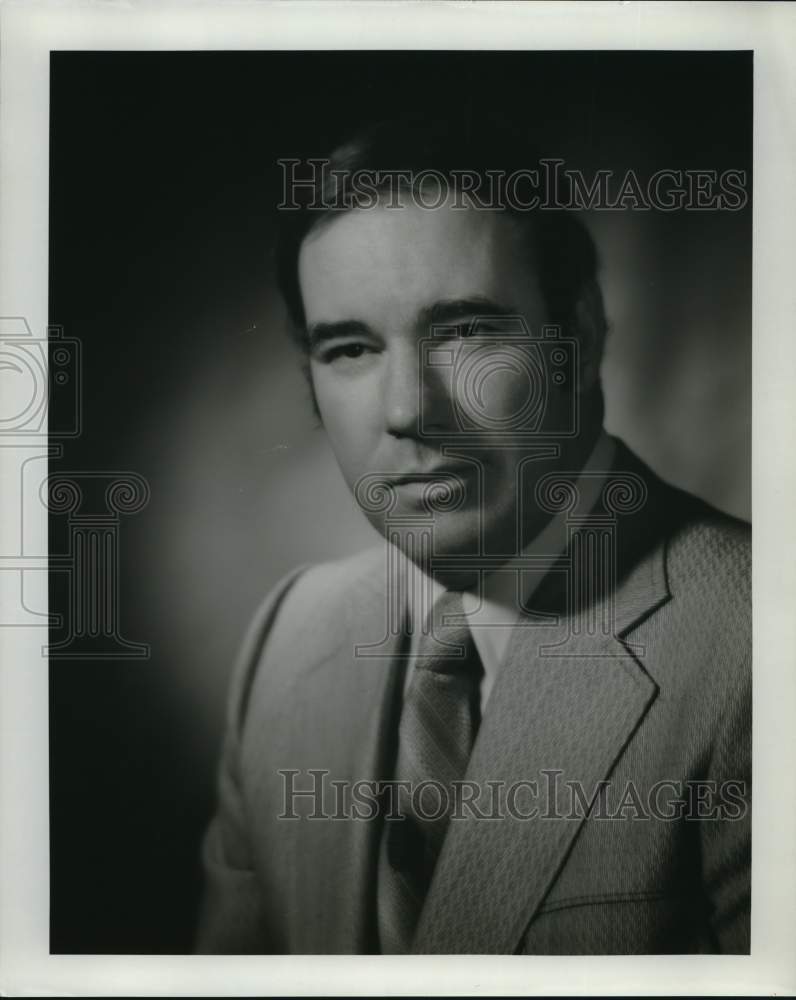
337, 344, 366, 359
320, 341, 375, 364
449, 321, 502, 339
462, 322, 504, 337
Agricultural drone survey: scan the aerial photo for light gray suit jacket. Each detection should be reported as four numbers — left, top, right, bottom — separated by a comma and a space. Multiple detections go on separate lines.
195, 439, 751, 954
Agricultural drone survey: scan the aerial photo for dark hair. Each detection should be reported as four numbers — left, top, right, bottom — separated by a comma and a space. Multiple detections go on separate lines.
275, 110, 606, 358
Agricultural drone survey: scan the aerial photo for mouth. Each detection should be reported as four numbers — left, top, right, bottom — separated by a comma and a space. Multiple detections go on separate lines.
385, 464, 473, 486
376, 465, 477, 512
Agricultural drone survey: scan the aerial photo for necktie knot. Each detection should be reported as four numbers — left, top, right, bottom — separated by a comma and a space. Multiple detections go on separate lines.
415, 590, 482, 680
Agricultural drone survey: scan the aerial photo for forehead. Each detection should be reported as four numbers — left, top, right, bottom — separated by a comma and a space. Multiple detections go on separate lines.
297, 203, 534, 326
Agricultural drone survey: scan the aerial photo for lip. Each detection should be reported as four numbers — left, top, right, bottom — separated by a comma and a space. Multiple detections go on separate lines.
385, 465, 473, 485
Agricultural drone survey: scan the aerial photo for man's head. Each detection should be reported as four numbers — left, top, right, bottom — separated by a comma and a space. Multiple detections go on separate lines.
276, 113, 608, 583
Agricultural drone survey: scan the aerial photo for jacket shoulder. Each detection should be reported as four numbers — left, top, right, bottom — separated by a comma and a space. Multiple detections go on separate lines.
611, 436, 751, 683
654, 490, 751, 697
277, 544, 386, 613
664, 492, 750, 604
228, 545, 387, 727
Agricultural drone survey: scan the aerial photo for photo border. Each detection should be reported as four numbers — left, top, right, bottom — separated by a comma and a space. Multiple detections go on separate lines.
1, 1, 794, 994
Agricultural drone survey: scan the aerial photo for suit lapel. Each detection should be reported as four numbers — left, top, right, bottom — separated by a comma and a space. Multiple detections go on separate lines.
411, 625, 659, 953
291, 548, 406, 953
412, 444, 672, 954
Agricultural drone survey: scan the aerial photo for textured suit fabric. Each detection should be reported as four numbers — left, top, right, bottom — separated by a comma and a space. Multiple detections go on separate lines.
194, 437, 751, 955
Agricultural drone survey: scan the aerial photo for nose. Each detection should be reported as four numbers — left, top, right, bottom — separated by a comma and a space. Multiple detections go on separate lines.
383, 342, 422, 437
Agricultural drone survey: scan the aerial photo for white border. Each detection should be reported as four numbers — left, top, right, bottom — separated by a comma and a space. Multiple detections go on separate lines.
1, 1, 795, 995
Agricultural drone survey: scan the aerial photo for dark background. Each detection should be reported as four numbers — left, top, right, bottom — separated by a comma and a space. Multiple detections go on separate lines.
49, 51, 752, 953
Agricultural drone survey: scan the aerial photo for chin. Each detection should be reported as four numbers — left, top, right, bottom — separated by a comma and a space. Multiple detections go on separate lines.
372, 509, 510, 592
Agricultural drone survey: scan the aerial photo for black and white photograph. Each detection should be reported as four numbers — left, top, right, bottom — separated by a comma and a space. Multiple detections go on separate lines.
50, 45, 753, 957
1, 2, 795, 995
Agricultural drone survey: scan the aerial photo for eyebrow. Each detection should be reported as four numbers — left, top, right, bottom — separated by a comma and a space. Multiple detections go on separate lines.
306, 319, 372, 351
418, 296, 519, 331
305, 296, 519, 349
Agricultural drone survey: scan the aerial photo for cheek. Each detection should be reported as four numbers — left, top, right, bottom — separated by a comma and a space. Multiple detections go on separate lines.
452, 347, 540, 430
311, 367, 382, 482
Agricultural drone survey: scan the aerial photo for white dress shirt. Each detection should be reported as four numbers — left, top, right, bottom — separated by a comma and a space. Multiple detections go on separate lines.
400, 430, 615, 712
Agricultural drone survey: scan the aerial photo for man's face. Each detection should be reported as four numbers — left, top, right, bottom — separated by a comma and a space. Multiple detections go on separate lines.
298, 200, 577, 582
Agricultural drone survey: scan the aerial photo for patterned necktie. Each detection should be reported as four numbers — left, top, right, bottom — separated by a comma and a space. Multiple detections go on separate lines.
377, 590, 485, 954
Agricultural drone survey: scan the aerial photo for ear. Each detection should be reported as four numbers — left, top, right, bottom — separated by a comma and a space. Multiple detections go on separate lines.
571, 278, 608, 395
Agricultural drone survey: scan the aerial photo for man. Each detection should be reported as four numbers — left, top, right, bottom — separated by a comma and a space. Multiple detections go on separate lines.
195, 114, 751, 955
